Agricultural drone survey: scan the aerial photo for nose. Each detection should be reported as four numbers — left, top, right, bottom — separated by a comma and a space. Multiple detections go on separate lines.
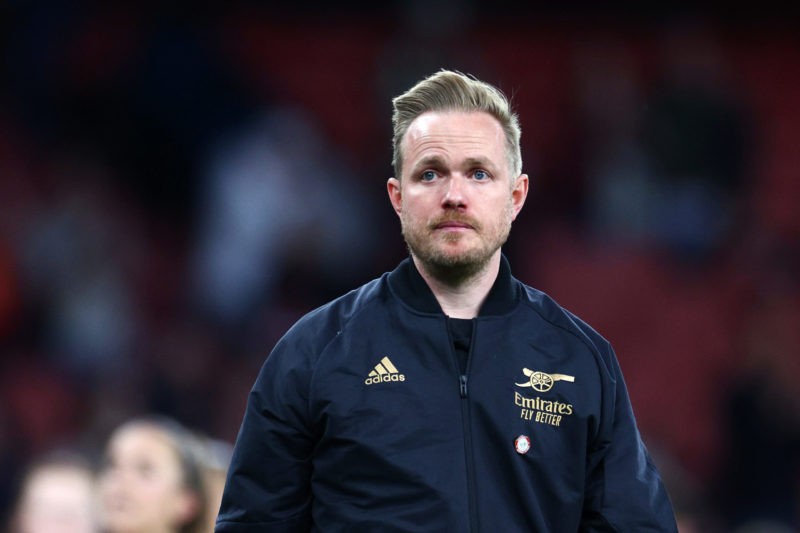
442, 174, 467, 209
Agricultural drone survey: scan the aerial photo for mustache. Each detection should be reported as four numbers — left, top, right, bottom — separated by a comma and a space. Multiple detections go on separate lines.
429, 215, 481, 231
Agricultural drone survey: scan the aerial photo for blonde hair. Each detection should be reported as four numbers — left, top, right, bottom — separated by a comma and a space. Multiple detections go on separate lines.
391, 69, 522, 179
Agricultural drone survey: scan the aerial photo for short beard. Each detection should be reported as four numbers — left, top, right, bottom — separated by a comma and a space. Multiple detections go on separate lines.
402, 219, 510, 287
406, 240, 495, 286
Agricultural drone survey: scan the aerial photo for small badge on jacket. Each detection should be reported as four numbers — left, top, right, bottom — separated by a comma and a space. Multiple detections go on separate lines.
514, 435, 531, 455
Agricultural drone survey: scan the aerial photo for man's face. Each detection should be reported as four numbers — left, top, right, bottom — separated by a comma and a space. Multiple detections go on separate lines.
387, 111, 528, 276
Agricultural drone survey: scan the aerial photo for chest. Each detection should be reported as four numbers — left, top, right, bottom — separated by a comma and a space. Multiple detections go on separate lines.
309, 316, 602, 458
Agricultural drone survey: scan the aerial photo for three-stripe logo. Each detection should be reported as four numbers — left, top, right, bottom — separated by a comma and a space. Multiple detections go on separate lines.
365, 356, 406, 385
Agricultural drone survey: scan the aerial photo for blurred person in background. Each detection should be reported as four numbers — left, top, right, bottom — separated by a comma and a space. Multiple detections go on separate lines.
216, 70, 676, 531
8, 450, 98, 533
574, 18, 751, 261
639, 18, 751, 262
714, 292, 800, 530
191, 107, 379, 331
98, 417, 207, 533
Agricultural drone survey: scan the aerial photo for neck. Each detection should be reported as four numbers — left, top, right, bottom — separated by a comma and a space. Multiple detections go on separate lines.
412, 253, 501, 319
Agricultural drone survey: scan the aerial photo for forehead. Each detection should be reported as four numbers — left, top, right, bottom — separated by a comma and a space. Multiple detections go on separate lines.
111, 425, 176, 459
402, 111, 506, 170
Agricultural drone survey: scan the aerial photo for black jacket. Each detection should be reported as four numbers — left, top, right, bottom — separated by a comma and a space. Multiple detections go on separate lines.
216, 257, 677, 532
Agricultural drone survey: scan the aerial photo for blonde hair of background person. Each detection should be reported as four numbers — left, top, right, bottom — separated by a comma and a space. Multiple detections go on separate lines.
9, 450, 98, 533
195, 435, 234, 533
98, 416, 207, 533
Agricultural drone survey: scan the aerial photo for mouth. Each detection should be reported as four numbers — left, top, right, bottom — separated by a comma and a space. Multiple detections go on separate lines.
433, 219, 475, 231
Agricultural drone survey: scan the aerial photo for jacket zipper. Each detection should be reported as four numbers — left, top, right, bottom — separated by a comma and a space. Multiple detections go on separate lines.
449, 319, 479, 533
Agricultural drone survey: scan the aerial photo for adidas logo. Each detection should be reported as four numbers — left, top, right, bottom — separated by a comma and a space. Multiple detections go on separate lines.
365, 356, 406, 385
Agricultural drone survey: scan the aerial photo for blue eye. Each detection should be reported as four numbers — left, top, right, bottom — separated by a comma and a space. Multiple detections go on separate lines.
473, 169, 489, 180
421, 170, 437, 181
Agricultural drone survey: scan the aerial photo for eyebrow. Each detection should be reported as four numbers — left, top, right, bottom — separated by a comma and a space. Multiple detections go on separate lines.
462, 157, 496, 171
409, 155, 498, 175
411, 155, 447, 172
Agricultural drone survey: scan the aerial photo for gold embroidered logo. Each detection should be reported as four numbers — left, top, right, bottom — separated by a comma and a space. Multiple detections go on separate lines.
515, 368, 575, 392
365, 356, 406, 385
513, 368, 576, 427
515, 392, 574, 426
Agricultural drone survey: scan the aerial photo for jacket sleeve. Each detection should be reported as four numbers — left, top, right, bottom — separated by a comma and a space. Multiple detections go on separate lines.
215, 332, 316, 532
579, 342, 678, 532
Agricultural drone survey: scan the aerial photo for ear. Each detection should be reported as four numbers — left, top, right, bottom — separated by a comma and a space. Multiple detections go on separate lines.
387, 177, 403, 216
510, 174, 529, 221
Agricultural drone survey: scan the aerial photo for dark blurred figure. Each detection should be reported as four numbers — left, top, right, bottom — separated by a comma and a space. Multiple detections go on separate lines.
571, 36, 653, 245
640, 18, 751, 261
714, 293, 800, 530
571, 18, 752, 264
4, 4, 255, 224
190, 108, 379, 331
650, 444, 718, 532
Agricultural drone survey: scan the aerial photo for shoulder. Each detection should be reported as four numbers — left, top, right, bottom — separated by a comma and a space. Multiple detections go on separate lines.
251, 273, 390, 393
516, 280, 615, 364
276, 273, 389, 358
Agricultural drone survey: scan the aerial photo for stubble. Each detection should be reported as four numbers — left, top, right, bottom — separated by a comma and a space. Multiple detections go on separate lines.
401, 203, 514, 286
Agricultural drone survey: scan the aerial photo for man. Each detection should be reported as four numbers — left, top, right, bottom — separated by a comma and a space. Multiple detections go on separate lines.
216, 70, 677, 532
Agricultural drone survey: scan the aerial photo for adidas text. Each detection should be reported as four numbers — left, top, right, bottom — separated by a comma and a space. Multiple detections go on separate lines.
365, 373, 406, 385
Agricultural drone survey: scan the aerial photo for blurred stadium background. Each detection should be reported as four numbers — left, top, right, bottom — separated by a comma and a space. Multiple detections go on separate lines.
0, 2, 798, 530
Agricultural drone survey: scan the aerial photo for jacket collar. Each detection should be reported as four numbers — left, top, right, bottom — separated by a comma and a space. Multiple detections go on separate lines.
387, 254, 519, 317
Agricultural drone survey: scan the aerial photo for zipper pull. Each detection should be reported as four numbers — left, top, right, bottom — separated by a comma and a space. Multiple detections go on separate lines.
460, 375, 468, 398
